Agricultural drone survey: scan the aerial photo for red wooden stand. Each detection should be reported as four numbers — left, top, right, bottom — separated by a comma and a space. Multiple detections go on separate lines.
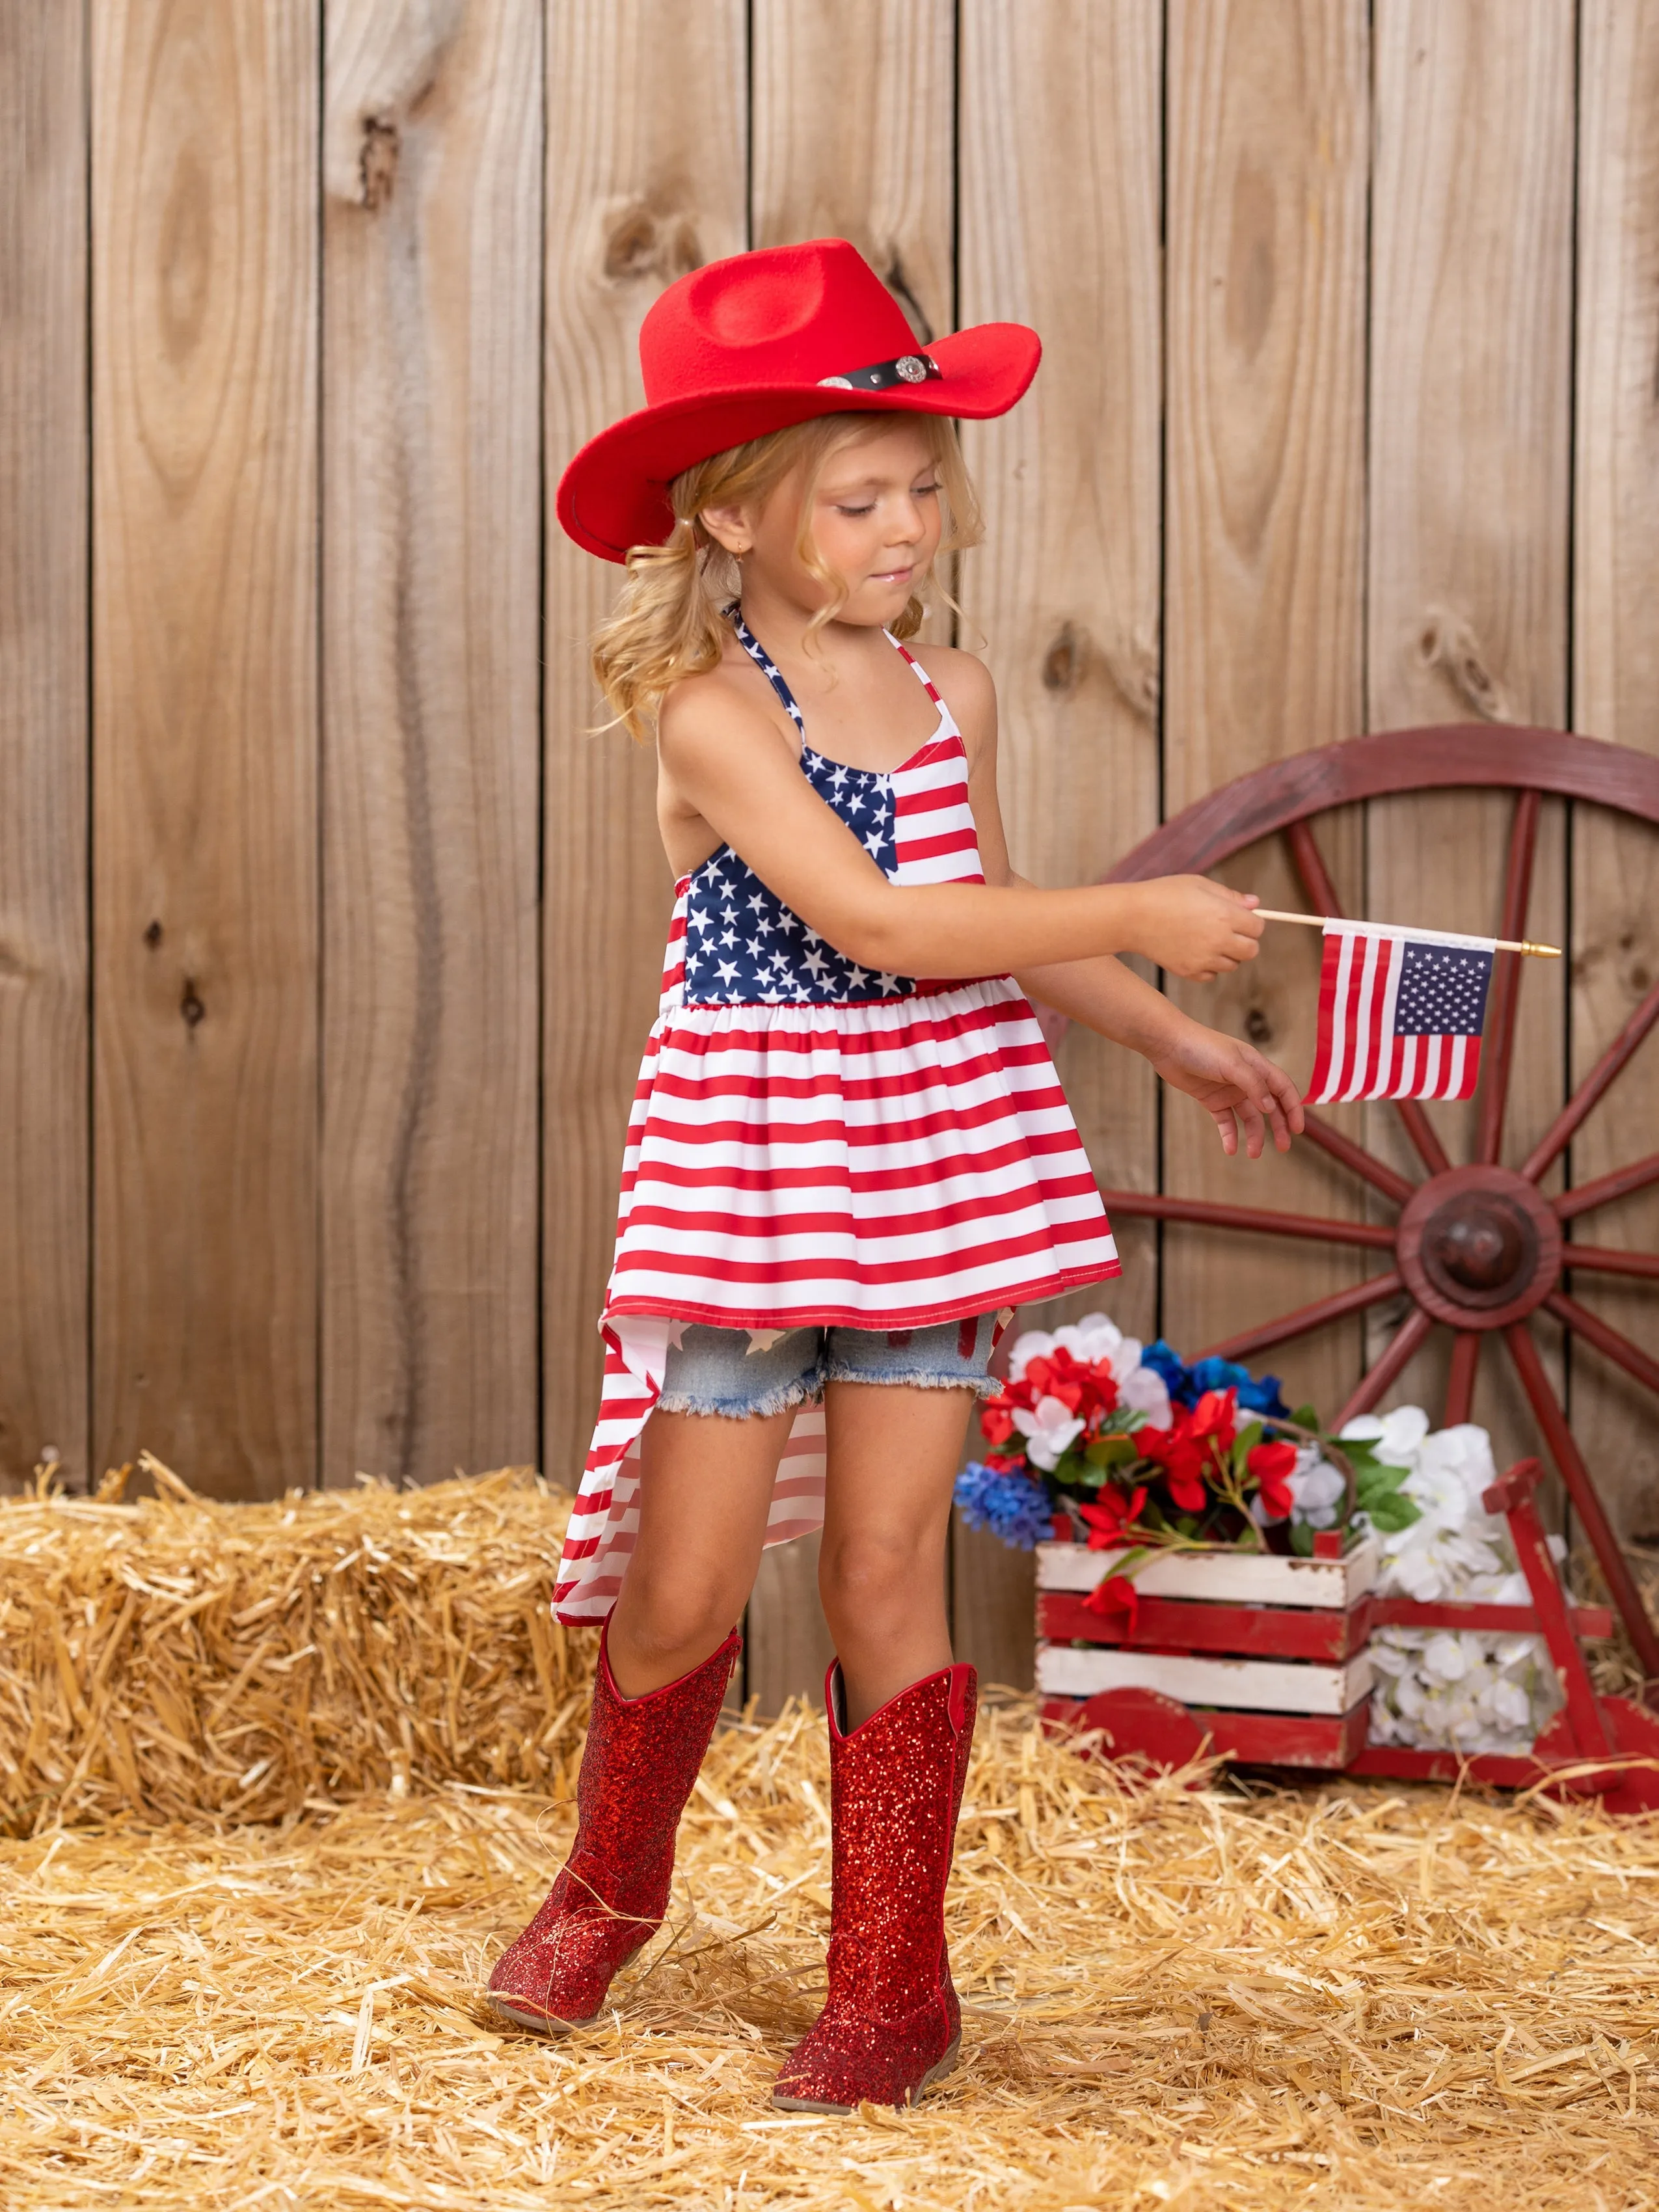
1044, 1459, 1659, 1816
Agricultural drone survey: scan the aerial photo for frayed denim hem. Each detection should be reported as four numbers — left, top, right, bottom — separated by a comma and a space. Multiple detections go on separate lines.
653, 1375, 823, 1422
818, 1363, 1001, 1400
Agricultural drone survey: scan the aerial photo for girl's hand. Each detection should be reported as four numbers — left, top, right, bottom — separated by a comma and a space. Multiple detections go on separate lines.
1124, 877, 1265, 980
1150, 1022, 1304, 1158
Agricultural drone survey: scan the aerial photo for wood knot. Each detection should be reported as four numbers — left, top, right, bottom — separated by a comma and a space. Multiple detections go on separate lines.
359, 116, 399, 211
1042, 623, 1088, 695
1415, 608, 1512, 722
144, 919, 163, 947
882, 250, 934, 345
180, 981, 206, 1029
1245, 1005, 1273, 1046
601, 203, 702, 284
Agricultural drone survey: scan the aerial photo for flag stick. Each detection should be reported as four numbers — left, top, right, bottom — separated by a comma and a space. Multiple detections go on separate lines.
1252, 909, 1561, 959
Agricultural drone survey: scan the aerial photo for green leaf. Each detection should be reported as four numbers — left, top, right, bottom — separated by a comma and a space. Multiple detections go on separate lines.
1085, 1433, 1139, 1469
1237, 1420, 1264, 1457
1366, 1494, 1422, 1533
1289, 1520, 1315, 1557
1291, 1404, 1319, 1432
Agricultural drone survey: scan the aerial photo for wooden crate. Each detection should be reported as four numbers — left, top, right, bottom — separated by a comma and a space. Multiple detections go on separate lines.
1036, 1535, 1380, 1770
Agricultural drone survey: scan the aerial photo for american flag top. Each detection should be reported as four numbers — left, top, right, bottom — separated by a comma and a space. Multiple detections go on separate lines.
1040, 1458, 1659, 1816
552, 612, 1122, 1623
1308, 921, 1495, 1104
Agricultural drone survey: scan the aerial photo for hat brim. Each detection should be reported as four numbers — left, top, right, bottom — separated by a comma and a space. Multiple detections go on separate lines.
556, 323, 1040, 563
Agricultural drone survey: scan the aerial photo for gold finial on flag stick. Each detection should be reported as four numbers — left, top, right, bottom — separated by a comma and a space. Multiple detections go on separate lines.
1252, 910, 1561, 958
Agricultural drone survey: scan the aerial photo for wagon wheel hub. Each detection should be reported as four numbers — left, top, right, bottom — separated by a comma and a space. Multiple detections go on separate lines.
1397, 1167, 1561, 1329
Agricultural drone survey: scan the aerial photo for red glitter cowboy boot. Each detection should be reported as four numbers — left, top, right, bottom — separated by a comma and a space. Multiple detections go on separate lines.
772, 1658, 977, 2112
487, 1621, 740, 2034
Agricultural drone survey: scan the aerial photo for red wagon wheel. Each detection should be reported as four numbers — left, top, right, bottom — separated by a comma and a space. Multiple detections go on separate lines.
1092, 727, 1659, 1681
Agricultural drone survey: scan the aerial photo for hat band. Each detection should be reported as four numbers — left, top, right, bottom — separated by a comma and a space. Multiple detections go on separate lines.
817, 351, 941, 394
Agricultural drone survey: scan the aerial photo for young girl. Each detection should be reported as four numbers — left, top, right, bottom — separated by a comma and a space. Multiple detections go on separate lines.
487, 239, 1302, 2111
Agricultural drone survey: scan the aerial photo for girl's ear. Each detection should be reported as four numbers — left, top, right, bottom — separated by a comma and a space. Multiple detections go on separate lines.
697, 501, 752, 558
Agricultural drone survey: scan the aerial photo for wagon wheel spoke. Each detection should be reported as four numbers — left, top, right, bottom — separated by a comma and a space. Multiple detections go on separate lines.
1284, 818, 1450, 1178
1502, 1321, 1659, 1683
1301, 1111, 1418, 1207
1096, 1189, 1395, 1252
1560, 1243, 1659, 1283
1476, 789, 1541, 1166
1196, 1271, 1405, 1364
1444, 1330, 1482, 1426
1546, 1289, 1659, 1397
1553, 1149, 1659, 1222
1330, 1307, 1435, 1432
1522, 973, 1659, 1185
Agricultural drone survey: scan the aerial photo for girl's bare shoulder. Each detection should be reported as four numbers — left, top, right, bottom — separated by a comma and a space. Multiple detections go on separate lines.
656, 649, 800, 798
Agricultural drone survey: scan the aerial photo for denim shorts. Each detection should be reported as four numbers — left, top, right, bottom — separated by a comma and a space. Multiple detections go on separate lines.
656, 1313, 1006, 1420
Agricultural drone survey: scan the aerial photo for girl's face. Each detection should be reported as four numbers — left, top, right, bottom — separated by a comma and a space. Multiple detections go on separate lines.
712, 420, 945, 626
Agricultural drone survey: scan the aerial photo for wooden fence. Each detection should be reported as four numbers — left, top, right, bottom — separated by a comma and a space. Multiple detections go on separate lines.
4, 1, 1657, 1705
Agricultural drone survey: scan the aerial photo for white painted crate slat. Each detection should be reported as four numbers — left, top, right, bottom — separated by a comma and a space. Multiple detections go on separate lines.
1034, 1537, 1380, 1608
1035, 1643, 1375, 1717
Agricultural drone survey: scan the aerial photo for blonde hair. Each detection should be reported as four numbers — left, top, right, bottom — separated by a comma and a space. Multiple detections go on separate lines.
592, 411, 982, 740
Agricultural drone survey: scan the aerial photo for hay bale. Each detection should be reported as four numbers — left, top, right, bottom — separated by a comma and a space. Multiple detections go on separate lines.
0, 1457, 596, 1834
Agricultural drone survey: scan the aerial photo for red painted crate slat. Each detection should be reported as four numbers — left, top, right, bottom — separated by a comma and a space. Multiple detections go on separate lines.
1040, 1695, 1371, 1770
1036, 1590, 1371, 1660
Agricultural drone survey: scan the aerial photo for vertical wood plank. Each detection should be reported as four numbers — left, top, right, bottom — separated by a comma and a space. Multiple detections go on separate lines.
956, 0, 1165, 1686
0, 13, 88, 1490
751, 0, 953, 336
743, 0, 956, 1710
321, 3, 543, 1485
1572, 0, 1659, 1551
92, 0, 319, 1499
1163, 0, 1371, 1417
543, 4, 748, 1488
1367, 0, 1574, 1463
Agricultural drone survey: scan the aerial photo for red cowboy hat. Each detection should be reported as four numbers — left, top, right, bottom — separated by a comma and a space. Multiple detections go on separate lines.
557, 238, 1040, 562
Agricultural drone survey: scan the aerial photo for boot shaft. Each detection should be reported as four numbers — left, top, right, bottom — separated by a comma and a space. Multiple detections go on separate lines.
569, 1624, 741, 1909
823, 1662, 977, 2007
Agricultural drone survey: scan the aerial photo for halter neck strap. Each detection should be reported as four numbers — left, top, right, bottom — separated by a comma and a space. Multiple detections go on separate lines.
725, 605, 804, 733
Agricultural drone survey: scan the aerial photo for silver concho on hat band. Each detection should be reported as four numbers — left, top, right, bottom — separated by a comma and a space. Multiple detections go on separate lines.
816, 352, 942, 394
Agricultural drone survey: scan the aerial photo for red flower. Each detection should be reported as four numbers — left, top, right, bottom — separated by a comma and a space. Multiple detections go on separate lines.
1050, 1511, 1073, 1541
1190, 1388, 1239, 1448
982, 1450, 1026, 1476
1077, 1486, 1147, 1549
1081, 1573, 1140, 1630
978, 1399, 1017, 1446
1136, 1388, 1239, 1517
1247, 1438, 1299, 1520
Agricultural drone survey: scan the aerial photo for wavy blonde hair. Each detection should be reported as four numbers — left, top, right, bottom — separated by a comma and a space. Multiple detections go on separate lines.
592, 411, 982, 740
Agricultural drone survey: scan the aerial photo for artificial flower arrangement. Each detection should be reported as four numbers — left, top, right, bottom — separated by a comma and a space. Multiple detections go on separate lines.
954, 1313, 1423, 1623
1354, 1407, 1567, 1756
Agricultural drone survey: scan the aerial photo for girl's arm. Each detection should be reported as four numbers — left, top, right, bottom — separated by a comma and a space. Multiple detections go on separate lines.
940, 646, 1304, 1159
656, 668, 1264, 983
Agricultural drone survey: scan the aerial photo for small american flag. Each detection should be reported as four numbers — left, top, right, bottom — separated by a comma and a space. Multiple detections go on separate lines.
1308, 924, 1495, 1105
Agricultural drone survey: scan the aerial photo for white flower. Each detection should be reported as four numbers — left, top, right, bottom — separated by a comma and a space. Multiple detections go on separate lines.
1341, 1403, 1430, 1467
1118, 1364, 1172, 1431
1365, 1412, 1569, 1754
1288, 1446, 1345, 1530
1011, 1394, 1085, 1472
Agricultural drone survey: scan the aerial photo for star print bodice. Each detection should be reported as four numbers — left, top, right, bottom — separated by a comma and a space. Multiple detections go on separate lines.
665, 610, 965, 1010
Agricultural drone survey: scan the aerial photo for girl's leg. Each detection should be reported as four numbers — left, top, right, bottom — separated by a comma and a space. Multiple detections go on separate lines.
489, 1334, 806, 2036
816, 1380, 975, 1726
608, 1400, 796, 1695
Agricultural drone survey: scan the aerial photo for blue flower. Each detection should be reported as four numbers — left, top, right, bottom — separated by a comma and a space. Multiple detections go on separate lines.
1140, 1340, 1192, 1405
1140, 1340, 1288, 1420
953, 1462, 1053, 1551
1187, 1356, 1289, 1420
